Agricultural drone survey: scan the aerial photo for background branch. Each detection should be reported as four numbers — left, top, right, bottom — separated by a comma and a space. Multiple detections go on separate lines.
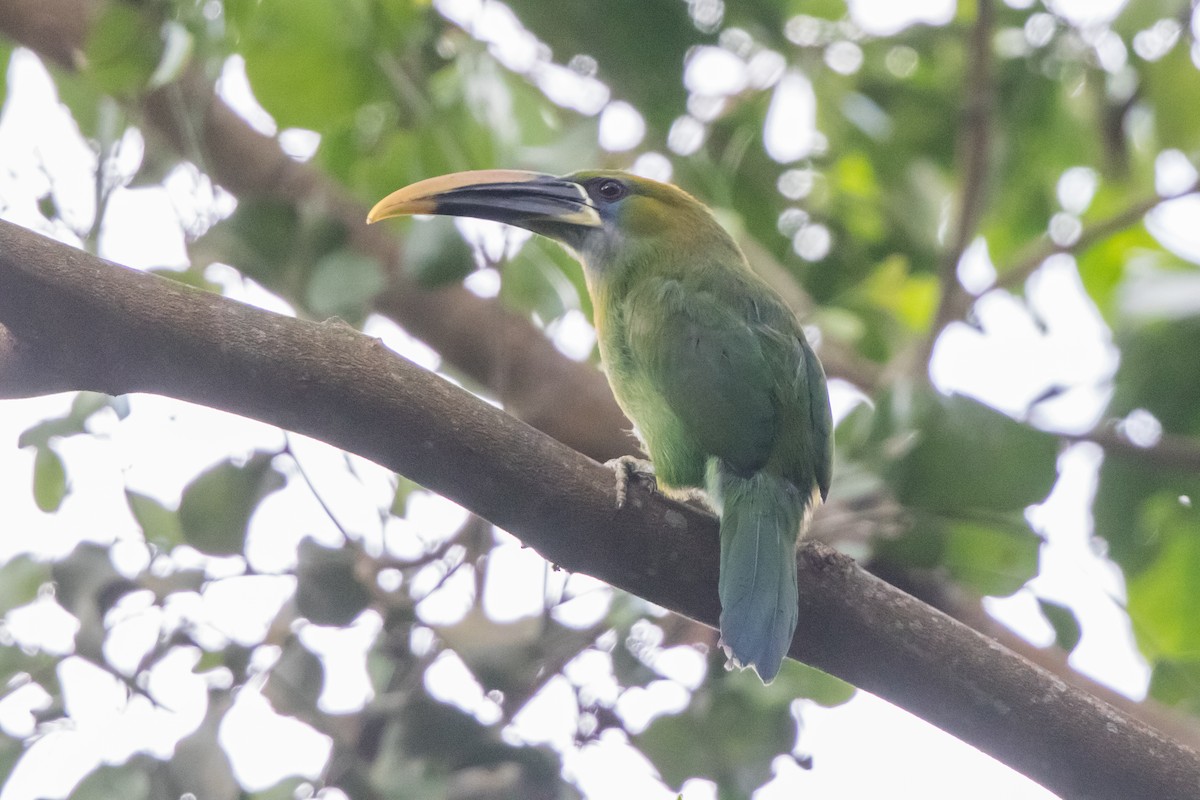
1063, 423, 1200, 473
0, 219, 1197, 800
925, 0, 996, 351
993, 178, 1200, 293
996, 178, 1200, 291
878, 563, 1200, 754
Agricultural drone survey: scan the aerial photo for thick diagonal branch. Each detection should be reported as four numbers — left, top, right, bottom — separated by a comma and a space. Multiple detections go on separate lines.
1, 219, 1198, 800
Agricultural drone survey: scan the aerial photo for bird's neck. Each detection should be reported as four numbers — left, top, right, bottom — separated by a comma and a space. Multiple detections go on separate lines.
580, 225, 747, 341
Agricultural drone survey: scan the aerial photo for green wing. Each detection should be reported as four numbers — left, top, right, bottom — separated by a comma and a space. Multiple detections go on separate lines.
801, 334, 833, 500
747, 298, 833, 499
626, 279, 778, 475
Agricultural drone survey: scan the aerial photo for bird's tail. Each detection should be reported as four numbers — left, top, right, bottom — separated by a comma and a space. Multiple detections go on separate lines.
708, 463, 810, 683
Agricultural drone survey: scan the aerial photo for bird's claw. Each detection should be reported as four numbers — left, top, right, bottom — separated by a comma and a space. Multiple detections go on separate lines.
605, 456, 657, 509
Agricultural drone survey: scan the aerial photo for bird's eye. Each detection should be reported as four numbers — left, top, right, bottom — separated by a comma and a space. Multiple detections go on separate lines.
593, 179, 627, 202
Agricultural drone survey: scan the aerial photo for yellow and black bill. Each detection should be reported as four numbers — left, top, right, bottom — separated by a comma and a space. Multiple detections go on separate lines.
367, 170, 603, 234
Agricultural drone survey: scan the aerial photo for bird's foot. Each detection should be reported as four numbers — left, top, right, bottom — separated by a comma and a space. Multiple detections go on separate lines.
604, 456, 657, 509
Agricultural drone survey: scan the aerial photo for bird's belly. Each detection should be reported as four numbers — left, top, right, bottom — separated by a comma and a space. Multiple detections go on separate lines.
606, 364, 708, 490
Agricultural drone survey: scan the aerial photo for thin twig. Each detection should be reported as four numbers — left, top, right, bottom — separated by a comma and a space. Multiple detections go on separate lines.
997, 178, 1200, 291
1059, 422, 1200, 473
283, 435, 353, 544
924, 0, 997, 356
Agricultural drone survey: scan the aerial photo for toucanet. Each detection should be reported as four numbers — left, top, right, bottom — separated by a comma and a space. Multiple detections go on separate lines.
369, 169, 833, 683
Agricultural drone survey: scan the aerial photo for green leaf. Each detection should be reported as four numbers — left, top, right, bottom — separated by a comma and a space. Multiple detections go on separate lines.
401, 218, 475, 288
69, 391, 112, 422
772, 659, 856, 708
1141, 40, 1200, 152
67, 762, 153, 800
170, 697, 238, 800
1112, 0, 1191, 39
305, 249, 385, 321
0, 555, 51, 614
52, 542, 135, 618
0, 41, 12, 111
19, 392, 111, 449
390, 477, 422, 516
887, 393, 1058, 514
1094, 460, 1200, 576
1096, 318, 1200, 571
33, 445, 68, 513
1126, 496, 1200, 660
0, 646, 59, 693
263, 639, 324, 718
876, 514, 1041, 598
499, 64, 573, 152
1075, 224, 1160, 320
502, 0, 702, 130
233, 0, 376, 130
1037, 598, 1082, 653
178, 453, 285, 556
942, 519, 1040, 598
638, 692, 789, 792
499, 237, 583, 323
294, 538, 371, 626
982, 54, 1099, 267
83, 3, 162, 95
1147, 658, 1200, 712
126, 490, 184, 550
51, 68, 104, 138
198, 198, 350, 292
860, 254, 939, 332
367, 720, 451, 799
1108, 317, 1200, 435
636, 652, 803, 794
215, 198, 302, 283
0, 734, 22, 787
373, 693, 563, 794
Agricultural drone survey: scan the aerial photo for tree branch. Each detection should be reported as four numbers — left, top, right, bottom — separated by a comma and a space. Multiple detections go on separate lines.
925, 0, 996, 355
1062, 422, 1200, 473
0, 0, 96, 68
1, 220, 1198, 800
877, 562, 1200, 755
996, 178, 1200, 292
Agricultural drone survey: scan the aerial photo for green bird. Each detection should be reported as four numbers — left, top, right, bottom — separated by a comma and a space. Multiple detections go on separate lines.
369, 169, 832, 683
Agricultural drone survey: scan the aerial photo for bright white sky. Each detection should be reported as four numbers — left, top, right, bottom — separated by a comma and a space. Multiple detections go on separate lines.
1, 0, 1193, 798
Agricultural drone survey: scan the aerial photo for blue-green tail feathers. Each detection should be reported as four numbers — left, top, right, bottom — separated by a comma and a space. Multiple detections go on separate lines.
709, 464, 808, 684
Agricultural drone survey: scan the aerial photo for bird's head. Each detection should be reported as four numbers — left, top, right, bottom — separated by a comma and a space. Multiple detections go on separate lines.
367, 169, 735, 275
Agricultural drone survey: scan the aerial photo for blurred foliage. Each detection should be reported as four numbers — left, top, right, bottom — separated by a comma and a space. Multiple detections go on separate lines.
637, 650, 851, 794
3, 0, 1200, 797
178, 452, 286, 556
